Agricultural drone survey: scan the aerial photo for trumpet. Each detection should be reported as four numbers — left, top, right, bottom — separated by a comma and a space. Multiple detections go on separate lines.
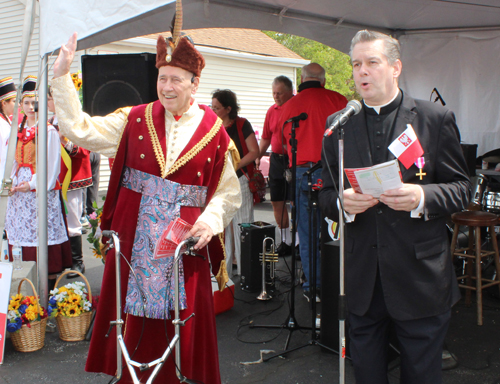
257, 237, 278, 301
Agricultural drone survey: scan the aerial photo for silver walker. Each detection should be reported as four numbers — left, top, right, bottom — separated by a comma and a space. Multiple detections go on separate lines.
103, 230, 199, 384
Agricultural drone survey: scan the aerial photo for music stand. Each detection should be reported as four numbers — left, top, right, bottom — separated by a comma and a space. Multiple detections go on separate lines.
302, 166, 339, 354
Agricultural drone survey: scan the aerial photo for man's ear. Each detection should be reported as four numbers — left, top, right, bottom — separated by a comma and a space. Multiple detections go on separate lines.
393, 59, 402, 79
192, 76, 200, 94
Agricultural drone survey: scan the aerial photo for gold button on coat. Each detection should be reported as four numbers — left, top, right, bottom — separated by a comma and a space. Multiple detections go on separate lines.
138, 135, 143, 140
197, 172, 201, 177
207, 158, 211, 163
140, 154, 145, 159
137, 118, 141, 123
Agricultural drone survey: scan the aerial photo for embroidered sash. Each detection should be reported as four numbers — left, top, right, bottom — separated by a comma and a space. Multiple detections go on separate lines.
122, 166, 208, 319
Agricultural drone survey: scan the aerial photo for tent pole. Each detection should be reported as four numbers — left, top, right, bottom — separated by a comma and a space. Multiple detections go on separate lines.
38, 53, 49, 308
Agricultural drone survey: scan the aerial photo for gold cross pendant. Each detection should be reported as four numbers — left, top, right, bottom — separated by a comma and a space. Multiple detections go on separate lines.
416, 169, 426, 180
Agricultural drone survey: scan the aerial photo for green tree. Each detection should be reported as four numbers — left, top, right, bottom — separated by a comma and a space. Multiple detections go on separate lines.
263, 31, 357, 100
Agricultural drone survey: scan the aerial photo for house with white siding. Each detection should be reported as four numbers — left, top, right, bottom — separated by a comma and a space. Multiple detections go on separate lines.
0, 0, 308, 191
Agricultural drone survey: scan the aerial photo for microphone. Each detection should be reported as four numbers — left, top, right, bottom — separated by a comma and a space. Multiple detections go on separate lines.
432, 87, 446, 106
285, 112, 308, 124
324, 100, 362, 137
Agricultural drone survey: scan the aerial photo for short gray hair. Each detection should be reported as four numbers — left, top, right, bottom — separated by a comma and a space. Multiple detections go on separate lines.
273, 75, 293, 92
349, 30, 401, 65
301, 63, 325, 83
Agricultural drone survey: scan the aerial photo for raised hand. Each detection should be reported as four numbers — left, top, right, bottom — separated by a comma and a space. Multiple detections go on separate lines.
53, 32, 78, 79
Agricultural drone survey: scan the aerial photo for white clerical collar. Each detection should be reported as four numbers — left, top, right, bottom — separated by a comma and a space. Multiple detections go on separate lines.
364, 90, 400, 115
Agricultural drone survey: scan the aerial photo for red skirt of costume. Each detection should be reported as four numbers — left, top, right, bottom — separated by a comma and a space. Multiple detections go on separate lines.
86, 101, 228, 384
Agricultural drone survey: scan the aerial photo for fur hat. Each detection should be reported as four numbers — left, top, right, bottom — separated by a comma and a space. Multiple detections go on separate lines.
156, 35, 205, 77
22, 75, 37, 99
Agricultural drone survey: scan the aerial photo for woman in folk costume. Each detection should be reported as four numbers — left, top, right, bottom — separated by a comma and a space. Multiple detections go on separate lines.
0, 76, 16, 184
50, 11, 241, 384
5, 76, 72, 289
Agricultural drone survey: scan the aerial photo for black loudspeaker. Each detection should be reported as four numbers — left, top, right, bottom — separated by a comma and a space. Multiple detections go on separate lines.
81, 53, 158, 116
240, 222, 275, 292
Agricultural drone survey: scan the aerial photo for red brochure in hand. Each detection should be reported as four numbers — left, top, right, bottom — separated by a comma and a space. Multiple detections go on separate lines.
153, 218, 193, 259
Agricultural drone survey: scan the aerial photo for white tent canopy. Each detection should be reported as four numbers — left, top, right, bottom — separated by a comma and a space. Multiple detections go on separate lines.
39, 0, 500, 155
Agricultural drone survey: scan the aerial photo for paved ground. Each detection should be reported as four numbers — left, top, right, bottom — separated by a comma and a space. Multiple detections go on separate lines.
1, 199, 500, 383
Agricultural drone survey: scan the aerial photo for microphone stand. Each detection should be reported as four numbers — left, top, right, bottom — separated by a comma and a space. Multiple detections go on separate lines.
262, 164, 339, 361
251, 120, 339, 363
337, 125, 347, 384
250, 118, 311, 355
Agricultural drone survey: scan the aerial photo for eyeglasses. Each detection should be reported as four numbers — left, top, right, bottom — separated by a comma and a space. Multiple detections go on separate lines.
210, 105, 224, 112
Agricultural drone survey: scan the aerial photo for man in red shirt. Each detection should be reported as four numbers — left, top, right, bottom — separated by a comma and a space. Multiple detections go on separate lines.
279, 63, 347, 302
257, 76, 294, 256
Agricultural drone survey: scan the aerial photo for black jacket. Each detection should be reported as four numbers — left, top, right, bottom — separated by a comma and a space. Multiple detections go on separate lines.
319, 91, 470, 321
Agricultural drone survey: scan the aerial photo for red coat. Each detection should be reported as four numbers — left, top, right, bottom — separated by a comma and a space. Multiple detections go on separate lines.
86, 100, 230, 384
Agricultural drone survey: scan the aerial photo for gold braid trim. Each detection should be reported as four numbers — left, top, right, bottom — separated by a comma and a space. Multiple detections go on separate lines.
212, 146, 232, 291
164, 118, 222, 178
145, 103, 166, 177
216, 146, 229, 193
215, 232, 229, 291
112, 107, 132, 157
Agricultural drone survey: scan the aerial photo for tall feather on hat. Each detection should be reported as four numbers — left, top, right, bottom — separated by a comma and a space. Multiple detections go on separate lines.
156, 0, 205, 76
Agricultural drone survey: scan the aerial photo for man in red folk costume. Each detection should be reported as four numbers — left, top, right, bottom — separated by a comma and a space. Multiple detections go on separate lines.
50, 26, 241, 384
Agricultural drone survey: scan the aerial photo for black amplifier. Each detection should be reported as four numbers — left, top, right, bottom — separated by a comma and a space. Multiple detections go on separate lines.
240, 222, 276, 292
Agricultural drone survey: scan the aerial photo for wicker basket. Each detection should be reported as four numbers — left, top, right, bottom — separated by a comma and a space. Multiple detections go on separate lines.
54, 270, 93, 342
10, 278, 47, 352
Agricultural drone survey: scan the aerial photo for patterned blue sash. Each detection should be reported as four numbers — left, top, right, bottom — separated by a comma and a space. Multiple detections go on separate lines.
122, 166, 208, 319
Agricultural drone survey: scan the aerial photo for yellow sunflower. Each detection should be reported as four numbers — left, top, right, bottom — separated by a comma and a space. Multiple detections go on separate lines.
92, 248, 103, 259
9, 294, 23, 310
68, 293, 81, 305
65, 304, 81, 317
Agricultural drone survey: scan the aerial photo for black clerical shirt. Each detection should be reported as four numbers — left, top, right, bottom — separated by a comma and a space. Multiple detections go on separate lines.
364, 91, 403, 165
